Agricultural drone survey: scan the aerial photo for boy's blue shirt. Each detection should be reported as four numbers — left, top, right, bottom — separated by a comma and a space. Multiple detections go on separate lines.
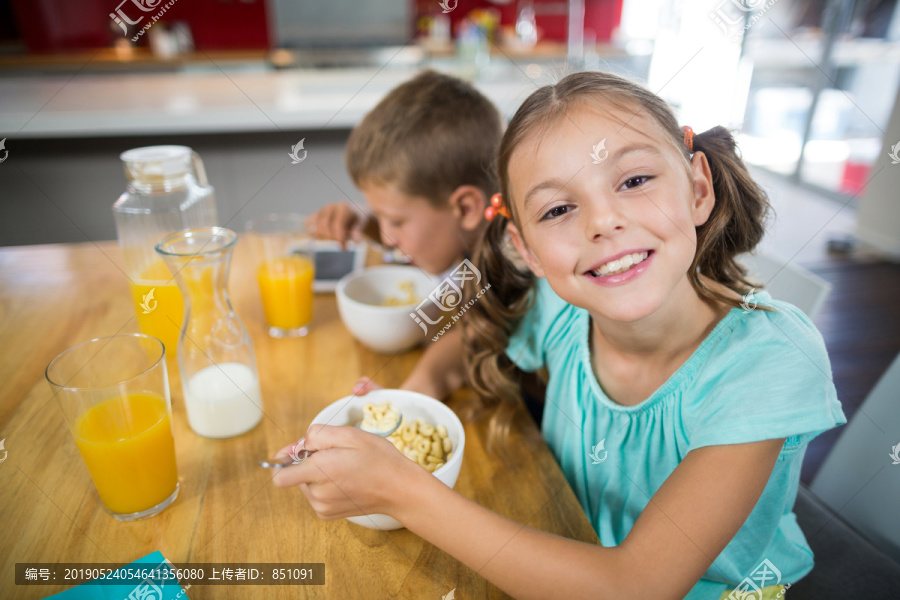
507, 278, 846, 598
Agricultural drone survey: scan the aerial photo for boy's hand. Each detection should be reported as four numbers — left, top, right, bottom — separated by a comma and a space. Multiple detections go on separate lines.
352, 376, 383, 396
307, 202, 366, 248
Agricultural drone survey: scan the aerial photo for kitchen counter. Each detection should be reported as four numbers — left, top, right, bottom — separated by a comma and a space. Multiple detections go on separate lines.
0, 62, 544, 139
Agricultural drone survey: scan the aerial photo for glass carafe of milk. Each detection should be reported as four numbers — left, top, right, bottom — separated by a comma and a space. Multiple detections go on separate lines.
155, 227, 263, 438
113, 145, 217, 361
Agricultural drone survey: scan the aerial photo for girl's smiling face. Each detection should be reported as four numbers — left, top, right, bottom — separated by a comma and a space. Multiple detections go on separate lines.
506, 103, 716, 324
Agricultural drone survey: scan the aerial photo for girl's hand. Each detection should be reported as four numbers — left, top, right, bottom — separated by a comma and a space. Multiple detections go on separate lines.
352, 376, 383, 396
271, 425, 424, 520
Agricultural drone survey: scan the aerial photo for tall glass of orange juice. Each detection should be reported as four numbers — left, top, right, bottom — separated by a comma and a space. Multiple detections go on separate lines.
45, 334, 179, 521
246, 214, 315, 337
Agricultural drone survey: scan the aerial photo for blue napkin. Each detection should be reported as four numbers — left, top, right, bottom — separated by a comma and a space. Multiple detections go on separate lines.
46, 551, 187, 600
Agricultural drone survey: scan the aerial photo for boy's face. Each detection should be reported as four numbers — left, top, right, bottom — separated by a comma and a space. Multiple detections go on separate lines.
362, 182, 468, 276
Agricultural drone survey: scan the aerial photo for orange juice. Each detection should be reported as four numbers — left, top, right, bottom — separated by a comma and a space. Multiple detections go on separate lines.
73, 393, 178, 515
257, 256, 314, 329
129, 261, 183, 360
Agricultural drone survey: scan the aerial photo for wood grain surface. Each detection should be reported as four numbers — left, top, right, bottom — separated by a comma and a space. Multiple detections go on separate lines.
0, 240, 598, 599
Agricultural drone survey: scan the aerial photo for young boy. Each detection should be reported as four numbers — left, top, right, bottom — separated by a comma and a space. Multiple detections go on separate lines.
309, 70, 503, 399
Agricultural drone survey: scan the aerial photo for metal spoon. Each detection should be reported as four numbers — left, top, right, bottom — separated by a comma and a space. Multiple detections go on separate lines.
259, 414, 403, 469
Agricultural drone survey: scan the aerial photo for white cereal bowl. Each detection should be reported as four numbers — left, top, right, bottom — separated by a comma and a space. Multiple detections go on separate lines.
335, 265, 438, 354
309, 389, 465, 531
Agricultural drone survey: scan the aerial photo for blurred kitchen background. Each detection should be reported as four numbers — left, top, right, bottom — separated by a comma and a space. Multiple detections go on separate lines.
1, 0, 900, 568
0, 0, 898, 250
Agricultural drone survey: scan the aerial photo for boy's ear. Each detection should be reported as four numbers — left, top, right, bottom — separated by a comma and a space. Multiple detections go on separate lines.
448, 185, 488, 231
689, 151, 715, 227
506, 222, 545, 278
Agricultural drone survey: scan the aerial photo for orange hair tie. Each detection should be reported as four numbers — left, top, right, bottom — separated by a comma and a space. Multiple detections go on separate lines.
485, 193, 510, 221
682, 126, 695, 153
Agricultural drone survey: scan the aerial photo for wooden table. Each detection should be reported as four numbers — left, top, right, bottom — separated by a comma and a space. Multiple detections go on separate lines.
0, 241, 598, 599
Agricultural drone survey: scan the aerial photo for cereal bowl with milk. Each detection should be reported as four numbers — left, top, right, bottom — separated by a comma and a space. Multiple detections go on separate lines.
335, 266, 438, 354
309, 389, 465, 530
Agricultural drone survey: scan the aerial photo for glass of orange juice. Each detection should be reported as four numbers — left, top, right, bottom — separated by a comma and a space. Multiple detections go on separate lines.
45, 334, 179, 521
246, 213, 315, 337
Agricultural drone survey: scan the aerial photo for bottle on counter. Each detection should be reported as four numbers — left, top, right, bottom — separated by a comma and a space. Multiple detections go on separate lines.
113, 145, 218, 361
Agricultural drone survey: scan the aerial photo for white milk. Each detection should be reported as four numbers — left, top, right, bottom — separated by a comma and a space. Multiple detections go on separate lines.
184, 362, 263, 438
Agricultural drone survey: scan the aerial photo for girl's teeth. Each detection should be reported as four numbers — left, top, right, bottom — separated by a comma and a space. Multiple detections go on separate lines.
592, 251, 650, 277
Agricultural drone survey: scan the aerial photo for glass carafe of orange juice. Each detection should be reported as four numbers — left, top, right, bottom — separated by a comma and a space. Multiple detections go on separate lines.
113, 146, 217, 361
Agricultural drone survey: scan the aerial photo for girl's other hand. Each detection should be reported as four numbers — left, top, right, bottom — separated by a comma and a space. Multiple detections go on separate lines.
352, 376, 383, 396
271, 424, 423, 519
307, 202, 365, 248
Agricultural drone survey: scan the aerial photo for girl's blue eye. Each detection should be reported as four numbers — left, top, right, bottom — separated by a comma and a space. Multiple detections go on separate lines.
621, 175, 652, 190
541, 205, 571, 221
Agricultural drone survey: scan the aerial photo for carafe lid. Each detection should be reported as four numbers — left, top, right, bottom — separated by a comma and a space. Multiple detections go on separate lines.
120, 145, 192, 179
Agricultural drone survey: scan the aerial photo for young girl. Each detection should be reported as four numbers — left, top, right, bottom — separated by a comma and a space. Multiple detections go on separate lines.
273, 72, 846, 599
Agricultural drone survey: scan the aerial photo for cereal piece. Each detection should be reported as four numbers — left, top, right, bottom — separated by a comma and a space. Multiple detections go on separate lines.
436, 424, 448, 438
429, 440, 443, 457
419, 423, 434, 437
415, 438, 431, 454
442, 437, 453, 453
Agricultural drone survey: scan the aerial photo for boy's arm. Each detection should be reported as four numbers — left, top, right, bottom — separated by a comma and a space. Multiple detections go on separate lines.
308, 202, 371, 247
400, 325, 466, 400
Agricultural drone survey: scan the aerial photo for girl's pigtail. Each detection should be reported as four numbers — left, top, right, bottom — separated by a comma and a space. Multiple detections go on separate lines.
462, 214, 535, 451
689, 126, 773, 308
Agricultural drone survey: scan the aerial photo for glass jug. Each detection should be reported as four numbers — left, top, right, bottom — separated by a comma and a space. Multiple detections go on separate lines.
113, 145, 217, 361
155, 227, 264, 439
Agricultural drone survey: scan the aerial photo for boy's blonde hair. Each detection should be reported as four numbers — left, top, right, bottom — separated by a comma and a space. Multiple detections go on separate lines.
345, 70, 502, 205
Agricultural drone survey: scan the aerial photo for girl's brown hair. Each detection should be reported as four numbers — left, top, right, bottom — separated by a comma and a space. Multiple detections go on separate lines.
463, 71, 772, 447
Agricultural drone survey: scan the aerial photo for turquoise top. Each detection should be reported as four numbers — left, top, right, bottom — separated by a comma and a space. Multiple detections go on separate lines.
507, 279, 846, 599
